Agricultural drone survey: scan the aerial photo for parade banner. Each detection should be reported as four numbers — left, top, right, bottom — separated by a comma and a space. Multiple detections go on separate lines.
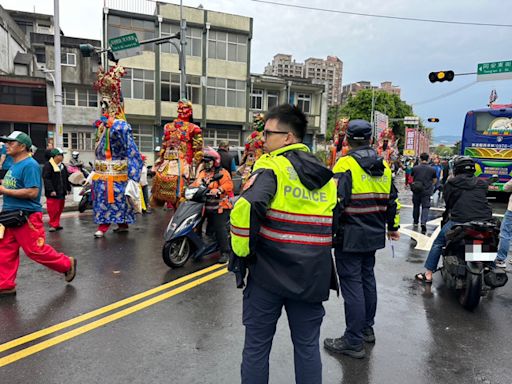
374, 111, 388, 140
404, 128, 416, 156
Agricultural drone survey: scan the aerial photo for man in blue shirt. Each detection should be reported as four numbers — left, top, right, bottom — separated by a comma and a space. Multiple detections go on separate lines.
0, 131, 76, 296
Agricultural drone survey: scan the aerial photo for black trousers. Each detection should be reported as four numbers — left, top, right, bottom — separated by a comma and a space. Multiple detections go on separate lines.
335, 249, 377, 346
205, 209, 230, 255
412, 193, 431, 225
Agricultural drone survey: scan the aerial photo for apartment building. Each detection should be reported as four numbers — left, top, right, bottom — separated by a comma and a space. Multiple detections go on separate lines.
250, 74, 327, 148
103, 1, 252, 153
341, 81, 401, 104
264, 53, 343, 107
263, 54, 304, 78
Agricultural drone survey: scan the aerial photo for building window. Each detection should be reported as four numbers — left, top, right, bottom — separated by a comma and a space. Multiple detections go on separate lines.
0, 85, 46, 106
121, 69, 154, 100
161, 24, 202, 57
206, 77, 245, 108
131, 124, 154, 151
35, 47, 46, 63
208, 31, 247, 63
63, 132, 94, 151
267, 91, 279, 110
296, 93, 311, 114
250, 89, 263, 110
203, 128, 240, 147
63, 87, 98, 107
61, 53, 76, 66
108, 16, 155, 52
161, 72, 201, 104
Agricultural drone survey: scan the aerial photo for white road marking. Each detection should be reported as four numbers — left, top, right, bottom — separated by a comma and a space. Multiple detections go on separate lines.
399, 217, 442, 251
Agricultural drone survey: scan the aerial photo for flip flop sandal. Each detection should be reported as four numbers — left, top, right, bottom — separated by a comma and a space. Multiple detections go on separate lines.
415, 272, 432, 284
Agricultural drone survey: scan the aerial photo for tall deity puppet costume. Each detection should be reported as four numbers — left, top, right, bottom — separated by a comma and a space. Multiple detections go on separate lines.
91, 65, 143, 237
328, 117, 349, 169
238, 113, 264, 187
376, 126, 397, 164
151, 99, 203, 209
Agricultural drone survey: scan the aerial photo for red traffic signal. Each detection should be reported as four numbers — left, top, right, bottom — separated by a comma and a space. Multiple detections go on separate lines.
427, 118, 440, 122
428, 71, 454, 83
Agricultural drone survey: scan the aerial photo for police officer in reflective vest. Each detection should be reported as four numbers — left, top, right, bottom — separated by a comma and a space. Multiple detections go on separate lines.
230, 104, 337, 384
324, 119, 400, 359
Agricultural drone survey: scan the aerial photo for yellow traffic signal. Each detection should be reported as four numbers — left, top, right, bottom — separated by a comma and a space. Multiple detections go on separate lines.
427, 118, 440, 122
429, 70, 454, 83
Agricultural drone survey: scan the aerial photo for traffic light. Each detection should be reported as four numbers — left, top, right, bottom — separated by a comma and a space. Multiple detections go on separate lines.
79, 44, 95, 57
428, 70, 455, 83
427, 118, 440, 122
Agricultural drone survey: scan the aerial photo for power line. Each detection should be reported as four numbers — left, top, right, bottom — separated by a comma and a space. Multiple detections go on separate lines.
248, 0, 512, 28
411, 81, 478, 106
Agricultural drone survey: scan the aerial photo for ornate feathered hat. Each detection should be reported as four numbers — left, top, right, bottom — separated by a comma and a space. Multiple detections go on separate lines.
93, 65, 127, 120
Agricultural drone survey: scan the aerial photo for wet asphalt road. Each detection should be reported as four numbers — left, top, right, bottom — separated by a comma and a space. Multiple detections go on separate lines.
0, 193, 511, 384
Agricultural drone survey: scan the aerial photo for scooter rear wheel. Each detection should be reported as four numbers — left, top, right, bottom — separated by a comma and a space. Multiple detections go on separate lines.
162, 237, 191, 268
458, 272, 482, 310
78, 195, 89, 213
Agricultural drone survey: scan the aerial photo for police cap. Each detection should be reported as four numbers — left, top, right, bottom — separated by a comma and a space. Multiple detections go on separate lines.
346, 120, 372, 141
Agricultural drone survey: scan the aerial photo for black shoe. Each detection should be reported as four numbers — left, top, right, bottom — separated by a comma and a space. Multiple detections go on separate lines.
64, 257, 77, 283
413, 222, 418, 227
362, 327, 375, 343
421, 225, 427, 234
56, 226, 63, 231
323, 337, 365, 359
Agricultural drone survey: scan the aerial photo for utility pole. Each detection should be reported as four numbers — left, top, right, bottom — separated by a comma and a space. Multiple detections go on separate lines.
53, 0, 63, 148
179, 0, 187, 99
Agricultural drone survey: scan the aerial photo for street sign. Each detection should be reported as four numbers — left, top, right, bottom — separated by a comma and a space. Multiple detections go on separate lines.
404, 116, 419, 125
477, 60, 512, 82
109, 33, 140, 52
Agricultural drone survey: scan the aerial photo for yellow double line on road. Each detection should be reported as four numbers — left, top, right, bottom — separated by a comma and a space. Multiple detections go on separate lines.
0, 263, 228, 368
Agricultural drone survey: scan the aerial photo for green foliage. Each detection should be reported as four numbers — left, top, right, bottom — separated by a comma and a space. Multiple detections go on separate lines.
453, 140, 461, 156
434, 145, 453, 157
327, 90, 417, 152
314, 150, 329, 166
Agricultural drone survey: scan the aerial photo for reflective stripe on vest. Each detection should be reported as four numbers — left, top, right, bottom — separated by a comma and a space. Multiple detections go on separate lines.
260, 225, 332, 246
351, 193, 390, 200
267, 208, 332, 226
231, 224, 249, 238
345, 205, 387, 214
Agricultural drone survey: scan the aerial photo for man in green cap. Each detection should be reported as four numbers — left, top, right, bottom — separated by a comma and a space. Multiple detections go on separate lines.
42, 147, 71, 231
0, 131, 76, 296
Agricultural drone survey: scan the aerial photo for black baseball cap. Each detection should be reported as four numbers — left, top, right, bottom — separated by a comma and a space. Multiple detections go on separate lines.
346, 120, 372, 141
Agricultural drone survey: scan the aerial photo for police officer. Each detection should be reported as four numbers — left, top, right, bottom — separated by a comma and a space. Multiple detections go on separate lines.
324, 119, 400, 359
230, 104, 337, 384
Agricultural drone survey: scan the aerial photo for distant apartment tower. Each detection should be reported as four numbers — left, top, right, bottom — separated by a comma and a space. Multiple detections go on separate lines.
264, 54, 303, 78
264, 54, 343, 106
341, 81, 401, 104
304, 56, 342, 106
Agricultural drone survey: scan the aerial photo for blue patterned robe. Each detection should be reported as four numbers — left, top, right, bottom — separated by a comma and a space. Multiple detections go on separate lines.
93, 120, 143, 224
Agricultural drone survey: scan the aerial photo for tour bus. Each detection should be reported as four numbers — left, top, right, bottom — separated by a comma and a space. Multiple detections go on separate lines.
461, 106, 512, 191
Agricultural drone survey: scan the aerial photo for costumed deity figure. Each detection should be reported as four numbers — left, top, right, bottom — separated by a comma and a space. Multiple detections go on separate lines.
91, 65, 143, 238
328, 117, 349, 169
376, 126, 397, 165
238, 113, 264, 186
151, 99, 203, 209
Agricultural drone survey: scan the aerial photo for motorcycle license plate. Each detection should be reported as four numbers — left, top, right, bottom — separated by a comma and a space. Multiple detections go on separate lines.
465, 241, 496, 262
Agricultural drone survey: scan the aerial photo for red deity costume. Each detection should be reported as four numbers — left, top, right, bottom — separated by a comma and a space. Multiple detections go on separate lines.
376, 126, 397, 165
328, 117, 349, 169
239, 113, 264, 186
151, 99, 203, 209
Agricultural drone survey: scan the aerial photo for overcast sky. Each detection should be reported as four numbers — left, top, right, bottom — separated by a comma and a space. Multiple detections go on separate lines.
2, 0, 512, 139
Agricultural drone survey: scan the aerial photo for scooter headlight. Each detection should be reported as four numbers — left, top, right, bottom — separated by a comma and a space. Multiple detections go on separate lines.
185, 187, 199, 200
175, 214, 198, 234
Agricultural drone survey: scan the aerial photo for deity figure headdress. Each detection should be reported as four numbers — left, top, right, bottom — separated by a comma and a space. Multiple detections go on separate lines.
93, 65, 127, 120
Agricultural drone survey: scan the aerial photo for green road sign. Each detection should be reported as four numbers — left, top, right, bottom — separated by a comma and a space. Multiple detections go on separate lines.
109, 33, 140, 52
477, 60, 512, 81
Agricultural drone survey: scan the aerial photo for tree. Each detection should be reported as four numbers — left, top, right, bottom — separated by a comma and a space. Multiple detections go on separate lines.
326, 90, 416, 152
453, 140, 461, 156
433, 144, 453, 157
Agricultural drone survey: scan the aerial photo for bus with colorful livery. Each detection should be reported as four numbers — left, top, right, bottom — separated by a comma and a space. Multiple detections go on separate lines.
461, 106, 512, 191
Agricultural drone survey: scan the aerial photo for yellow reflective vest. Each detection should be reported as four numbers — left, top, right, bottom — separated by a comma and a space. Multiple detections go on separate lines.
333, 151, 400, 252
230, 143, 337, 302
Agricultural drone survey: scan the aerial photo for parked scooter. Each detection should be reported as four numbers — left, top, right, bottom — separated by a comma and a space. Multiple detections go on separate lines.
162, 174, 224, 268
441, 220, 508, 310
78, 183, 92, 213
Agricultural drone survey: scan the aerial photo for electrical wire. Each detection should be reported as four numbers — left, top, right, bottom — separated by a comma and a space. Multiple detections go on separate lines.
411, 81, 478, 106
248, 0, 512, 28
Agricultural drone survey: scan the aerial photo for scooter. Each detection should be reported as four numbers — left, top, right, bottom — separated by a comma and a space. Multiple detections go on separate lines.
78, 183, 92, 213
441, 220, 508, 310
162, 175, 224, 268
